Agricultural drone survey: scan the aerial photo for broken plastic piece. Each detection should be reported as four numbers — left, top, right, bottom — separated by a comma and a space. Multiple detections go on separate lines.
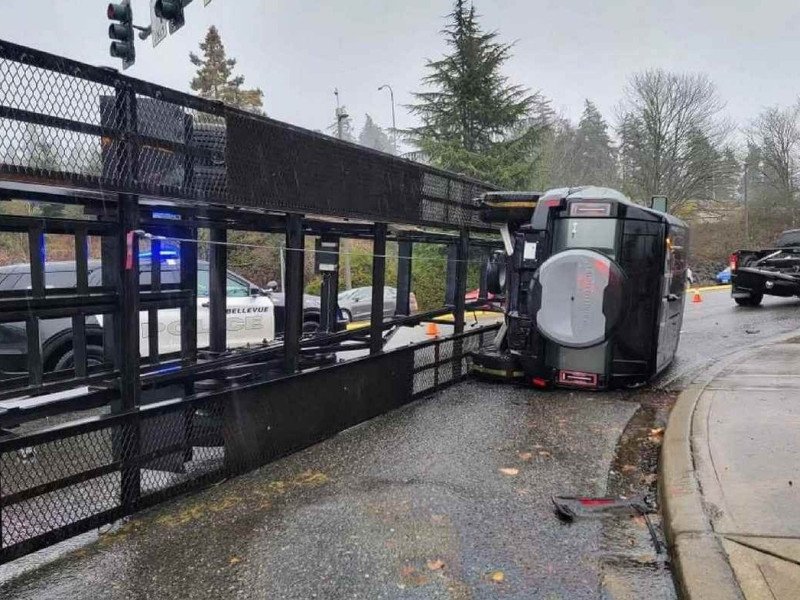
552, 495, 651, 520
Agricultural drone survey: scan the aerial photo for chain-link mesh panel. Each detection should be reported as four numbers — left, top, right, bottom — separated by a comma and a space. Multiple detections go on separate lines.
0, 40, 497, 229
0, 324, 499, 562
139, 399, 226, 498
0, 422, 128, 548
411, 326, 498, 398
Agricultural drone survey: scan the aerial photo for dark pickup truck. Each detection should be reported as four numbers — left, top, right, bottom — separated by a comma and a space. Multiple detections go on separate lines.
730, 229, 800, 306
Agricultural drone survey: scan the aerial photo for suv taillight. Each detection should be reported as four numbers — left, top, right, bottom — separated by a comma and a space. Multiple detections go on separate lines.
729, 253, 738, 271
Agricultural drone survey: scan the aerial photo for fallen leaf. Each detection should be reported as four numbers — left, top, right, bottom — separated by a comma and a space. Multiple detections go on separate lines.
621, 464, 637, 473
518, 451, 533, 461
229, 556, 241, 565
649, 427, 664, 437
538, 450, 552, 458
500, 467, 519, 476
426, 559, 445, 571
641, 473, 658, 485
488, 570, 505, 583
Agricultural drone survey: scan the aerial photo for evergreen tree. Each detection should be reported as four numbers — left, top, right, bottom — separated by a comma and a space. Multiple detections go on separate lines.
573, 100, 617, 186
190, 26, 264, 113
407, 0, 547, 188
740, 143, 766, 205
714, 147, 740, 202
328, 108, 355, 142
358, 114, 394, 154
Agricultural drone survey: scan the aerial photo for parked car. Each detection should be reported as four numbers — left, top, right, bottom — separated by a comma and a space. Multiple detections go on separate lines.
0, 252, 335, 376
464, 289, 502, 308
716, 266, 731, 284
729, 229, 800, 306
337, 286, 418, 322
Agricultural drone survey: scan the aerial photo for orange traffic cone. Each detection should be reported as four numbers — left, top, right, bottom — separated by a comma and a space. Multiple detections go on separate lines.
426, 322, 440, 337
692, 289, 702, 303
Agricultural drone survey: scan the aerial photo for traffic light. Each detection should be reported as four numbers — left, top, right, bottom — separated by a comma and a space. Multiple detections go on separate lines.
107, 1, 135, 69
155, 0, 186, 34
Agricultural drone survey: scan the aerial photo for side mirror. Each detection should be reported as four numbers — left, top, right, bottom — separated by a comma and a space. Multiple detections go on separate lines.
649, 195, 669, 213
265, 280, 279, 292
250, 286, 262, 297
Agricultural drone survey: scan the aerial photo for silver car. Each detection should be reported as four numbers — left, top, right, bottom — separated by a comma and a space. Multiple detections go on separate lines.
337, 286, 418, 322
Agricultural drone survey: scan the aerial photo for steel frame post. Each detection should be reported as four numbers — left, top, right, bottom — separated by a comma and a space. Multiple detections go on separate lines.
115, 85, 141, 511
180, 223, 198, 461
209, 227, 227, 355
72, 226, 89, 378
453, 230, 469, 379
319, 236, 340, 333
283, 214, 304, 373
370, 223, 387, 354
118, 193, 141, 510
26, 224, 44, 387
395, 240, 413, 316
445, 242, 457, 306
147, 238, 161, 363
478, 248, 489, 302
453, 230, 469, 335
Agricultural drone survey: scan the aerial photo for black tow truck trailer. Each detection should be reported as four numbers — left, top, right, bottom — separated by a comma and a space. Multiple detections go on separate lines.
730, 229, 800, 306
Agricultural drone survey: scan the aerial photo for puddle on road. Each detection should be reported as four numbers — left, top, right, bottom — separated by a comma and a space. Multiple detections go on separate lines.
598, 390, 678, 600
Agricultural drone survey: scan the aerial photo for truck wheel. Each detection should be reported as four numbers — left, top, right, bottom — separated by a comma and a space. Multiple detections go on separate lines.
734, 293, 763, 307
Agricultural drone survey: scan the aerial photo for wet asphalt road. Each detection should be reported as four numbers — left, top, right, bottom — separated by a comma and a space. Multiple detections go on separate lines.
2, 288, 800, 600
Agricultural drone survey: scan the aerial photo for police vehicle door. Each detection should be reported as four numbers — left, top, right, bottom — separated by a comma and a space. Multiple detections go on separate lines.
195, 266, 275, 350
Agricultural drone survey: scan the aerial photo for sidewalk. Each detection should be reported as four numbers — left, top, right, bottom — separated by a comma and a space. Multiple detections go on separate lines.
661, 332, 800, 599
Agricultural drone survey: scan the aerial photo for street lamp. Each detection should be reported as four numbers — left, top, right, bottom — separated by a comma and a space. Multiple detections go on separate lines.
378, 84, 397, 153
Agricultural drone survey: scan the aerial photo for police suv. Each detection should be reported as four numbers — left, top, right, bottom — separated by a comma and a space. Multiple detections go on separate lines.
0, 251, 316, 375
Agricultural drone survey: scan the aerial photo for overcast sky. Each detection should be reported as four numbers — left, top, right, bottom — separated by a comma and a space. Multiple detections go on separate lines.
1, 0, 798, 140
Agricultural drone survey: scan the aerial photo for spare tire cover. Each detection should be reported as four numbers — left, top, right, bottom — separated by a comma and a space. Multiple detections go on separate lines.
535, 249, 624, 348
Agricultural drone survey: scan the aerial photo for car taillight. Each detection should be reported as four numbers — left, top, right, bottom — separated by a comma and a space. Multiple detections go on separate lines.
729, 253, 738, 271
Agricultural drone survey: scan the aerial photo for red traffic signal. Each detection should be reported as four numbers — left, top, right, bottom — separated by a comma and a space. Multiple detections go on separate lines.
107, 2, 131, 21
107, 0, 134, 70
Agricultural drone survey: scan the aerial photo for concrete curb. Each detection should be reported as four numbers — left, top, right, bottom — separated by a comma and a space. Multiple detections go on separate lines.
660, 328, 800, 599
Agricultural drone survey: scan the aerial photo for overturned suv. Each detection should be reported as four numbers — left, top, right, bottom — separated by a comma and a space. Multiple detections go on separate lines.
474, 187, 689, 390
